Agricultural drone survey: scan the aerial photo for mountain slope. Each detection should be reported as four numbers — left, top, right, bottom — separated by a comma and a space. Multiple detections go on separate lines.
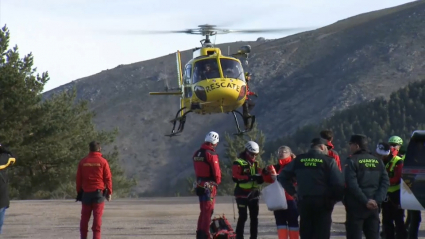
43, 1, 425, 196
265, 78, 425, 159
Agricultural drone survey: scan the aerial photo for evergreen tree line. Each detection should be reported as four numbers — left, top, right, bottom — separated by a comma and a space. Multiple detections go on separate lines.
265, 79, 425, 159
0, 26, 136, 199
183, 79, 425, 195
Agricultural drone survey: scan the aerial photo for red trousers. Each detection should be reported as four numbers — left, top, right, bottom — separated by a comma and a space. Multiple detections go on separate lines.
197, 186, 217, 238
80, 202, 105, 239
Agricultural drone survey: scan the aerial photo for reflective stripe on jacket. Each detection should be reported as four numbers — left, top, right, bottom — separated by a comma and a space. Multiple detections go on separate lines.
386, 155, 403, 193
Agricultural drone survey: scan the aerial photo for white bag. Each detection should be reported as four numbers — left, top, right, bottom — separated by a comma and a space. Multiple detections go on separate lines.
261, 180, 288, 211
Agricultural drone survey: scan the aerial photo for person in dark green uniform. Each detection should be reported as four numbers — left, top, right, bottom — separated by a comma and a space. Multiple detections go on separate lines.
344, 135, 390, 239
279, 138, 344, 239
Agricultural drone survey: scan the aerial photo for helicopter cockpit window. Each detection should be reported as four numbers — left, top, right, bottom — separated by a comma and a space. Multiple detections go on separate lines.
220, 58, 245, 82
184, 65, 192, 84
192, 59, 220, 83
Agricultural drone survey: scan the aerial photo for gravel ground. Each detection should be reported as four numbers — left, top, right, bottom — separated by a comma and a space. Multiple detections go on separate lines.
1, 196, 425, 239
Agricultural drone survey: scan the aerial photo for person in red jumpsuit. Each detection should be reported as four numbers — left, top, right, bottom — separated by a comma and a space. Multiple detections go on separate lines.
263, 146, 299, 239
320, 130, 342, 171
76, 141, 113, 239
193, 131, 222, 239
242, 72, 258, 129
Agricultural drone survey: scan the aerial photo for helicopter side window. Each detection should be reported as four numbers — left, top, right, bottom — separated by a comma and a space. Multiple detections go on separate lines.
220, 58, 245, 82
192, 59, 220, 83
184, 65, 192, 84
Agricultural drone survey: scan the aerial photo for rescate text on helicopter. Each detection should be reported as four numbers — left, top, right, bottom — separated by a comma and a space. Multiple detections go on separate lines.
126, 24, 307, 137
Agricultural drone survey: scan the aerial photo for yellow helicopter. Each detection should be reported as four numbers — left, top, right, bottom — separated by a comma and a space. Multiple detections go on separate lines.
138, 24, 305, 137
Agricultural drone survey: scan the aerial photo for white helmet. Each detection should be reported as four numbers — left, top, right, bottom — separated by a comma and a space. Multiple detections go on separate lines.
205, 131, 219, 144
245, 141, 259, 154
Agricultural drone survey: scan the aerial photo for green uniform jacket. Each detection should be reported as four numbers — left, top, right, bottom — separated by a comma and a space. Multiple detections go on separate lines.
344, 149, 389, 213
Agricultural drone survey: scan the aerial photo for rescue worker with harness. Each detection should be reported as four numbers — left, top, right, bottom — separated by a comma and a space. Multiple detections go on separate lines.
242, 72, 257, 130
232, 141, 264, 239
193, 131, 222, 239
262, 146, 299, 239
381, 136, 407, 239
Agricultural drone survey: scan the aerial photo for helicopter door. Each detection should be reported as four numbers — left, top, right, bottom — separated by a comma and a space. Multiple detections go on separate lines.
183, 65, 192, 98
400, 130, 425, 210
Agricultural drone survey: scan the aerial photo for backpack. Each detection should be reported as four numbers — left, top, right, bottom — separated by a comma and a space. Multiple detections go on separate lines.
210, 215, 236, 239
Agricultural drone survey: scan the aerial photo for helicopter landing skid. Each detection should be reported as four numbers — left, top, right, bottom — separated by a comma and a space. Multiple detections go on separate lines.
231, 110, 256, 136
166, 108, 192, 137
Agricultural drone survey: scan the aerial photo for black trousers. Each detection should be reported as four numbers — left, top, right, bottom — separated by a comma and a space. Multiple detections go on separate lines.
345, 207, 380, 239
235, 198, 259, 239
298, 196, 334, 239
382, 191, 407, 239
405, 210, 421, 239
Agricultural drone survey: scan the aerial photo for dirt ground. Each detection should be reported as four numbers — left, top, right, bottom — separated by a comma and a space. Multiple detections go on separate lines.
1, 196, 425, 239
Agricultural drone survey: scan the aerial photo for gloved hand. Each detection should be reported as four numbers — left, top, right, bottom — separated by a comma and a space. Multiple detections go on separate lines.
76, 191, 83, 202
254, 93, 258, 97
106, 194, 112, 202
255, 175, 264, 184
249, 175, 263, 183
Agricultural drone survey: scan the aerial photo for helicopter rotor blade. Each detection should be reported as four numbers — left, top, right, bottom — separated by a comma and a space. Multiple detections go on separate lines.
218, 27, 316, 34
98, 26, 316, 36
97, 29, 198, 35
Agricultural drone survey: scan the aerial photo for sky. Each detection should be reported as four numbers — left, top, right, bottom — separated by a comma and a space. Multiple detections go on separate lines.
0, 0, 415, 92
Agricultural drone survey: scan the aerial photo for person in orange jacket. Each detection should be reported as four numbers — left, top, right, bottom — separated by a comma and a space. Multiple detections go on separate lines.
320, 130, 342, 171
76, 141, 113, 239
263, 146, 299, 239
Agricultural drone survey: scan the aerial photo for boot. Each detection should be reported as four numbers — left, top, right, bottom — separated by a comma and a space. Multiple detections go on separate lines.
288, 228, 299, 239
196, 230, 209, 239
277, 227, 288, 239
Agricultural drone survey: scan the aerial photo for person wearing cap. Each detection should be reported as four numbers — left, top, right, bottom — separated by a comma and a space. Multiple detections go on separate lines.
76, 141, 113, 239
232, 140, 264, 239
242, 72, 257, 130
263, 146, 299, 239
280, 138, 344, 238
380, 138, 407, 239
193, 131, 222, 239
0, 144, 16, 235
344, 135, 390, 239
320, 130, 342, 171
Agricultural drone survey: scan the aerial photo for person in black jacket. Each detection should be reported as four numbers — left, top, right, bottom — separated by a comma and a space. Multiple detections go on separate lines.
344, 135, 390, 239
279, 138, 344, 239
0, 144, 16, 235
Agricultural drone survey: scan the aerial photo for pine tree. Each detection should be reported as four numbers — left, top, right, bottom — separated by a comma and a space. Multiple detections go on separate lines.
0, 25, 135, 199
